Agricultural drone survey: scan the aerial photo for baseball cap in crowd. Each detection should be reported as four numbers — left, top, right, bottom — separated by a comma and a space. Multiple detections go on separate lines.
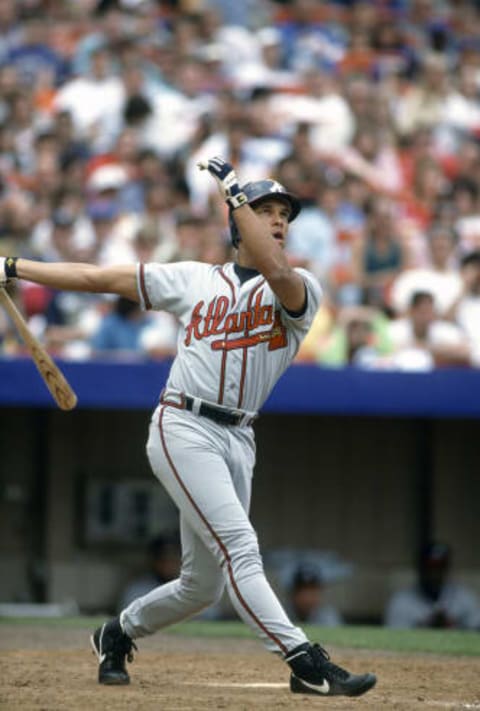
87, 164, 128, 193
291, 565, 324, 590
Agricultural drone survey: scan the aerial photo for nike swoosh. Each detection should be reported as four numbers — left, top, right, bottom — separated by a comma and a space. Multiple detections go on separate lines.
297, 677, 330, 694
99, 653, 107, 664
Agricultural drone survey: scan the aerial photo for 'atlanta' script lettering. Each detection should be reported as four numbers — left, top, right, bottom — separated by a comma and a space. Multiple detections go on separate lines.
184, 291, 287, 351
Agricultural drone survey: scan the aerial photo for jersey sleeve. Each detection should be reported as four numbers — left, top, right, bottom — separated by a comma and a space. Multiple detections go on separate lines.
280, 268, 322, 329
136, 261, 206, 316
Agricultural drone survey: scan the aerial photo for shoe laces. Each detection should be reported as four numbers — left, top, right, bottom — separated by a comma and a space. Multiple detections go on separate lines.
108, 633, 137, 665
310, 644, 349, 681
123, 636, 138, 664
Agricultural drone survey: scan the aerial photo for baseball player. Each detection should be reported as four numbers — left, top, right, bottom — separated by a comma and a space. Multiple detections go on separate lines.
0, 157, 376, 698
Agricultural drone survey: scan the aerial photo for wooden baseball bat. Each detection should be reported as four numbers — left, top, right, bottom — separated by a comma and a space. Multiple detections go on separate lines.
0, 287, 77, 411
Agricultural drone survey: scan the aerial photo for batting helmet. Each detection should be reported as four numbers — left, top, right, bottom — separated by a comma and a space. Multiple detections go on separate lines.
229, 179, 301, 248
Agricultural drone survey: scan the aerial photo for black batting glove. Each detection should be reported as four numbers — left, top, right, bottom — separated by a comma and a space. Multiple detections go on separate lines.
197, 156, 248, 210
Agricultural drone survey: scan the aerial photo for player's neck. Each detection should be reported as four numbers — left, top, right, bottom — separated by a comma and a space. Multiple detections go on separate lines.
236, 241, 266, 270
233, 262, 259, 283
235, 249, 255, 269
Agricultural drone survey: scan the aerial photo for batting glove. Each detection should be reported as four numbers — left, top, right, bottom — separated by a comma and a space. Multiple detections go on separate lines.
197, 156, 248, 210
0, 257, 18, 286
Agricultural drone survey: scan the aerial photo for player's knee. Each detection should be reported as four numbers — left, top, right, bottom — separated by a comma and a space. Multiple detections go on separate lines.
179, 573, 224, 607
225, 535, 263, 581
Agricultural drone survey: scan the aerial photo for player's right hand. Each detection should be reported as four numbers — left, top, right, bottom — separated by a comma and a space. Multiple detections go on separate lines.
197, 156, 248, 210
0, 256, 18, 286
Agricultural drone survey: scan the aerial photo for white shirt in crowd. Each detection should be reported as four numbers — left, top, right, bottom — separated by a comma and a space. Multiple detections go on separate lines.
390, 268, 463, 316
386, 317, 467, 371
456, 295, 480, 366
385, 583, 480, 630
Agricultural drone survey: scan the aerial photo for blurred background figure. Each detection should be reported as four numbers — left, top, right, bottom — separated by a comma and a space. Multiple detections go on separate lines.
118, 533, 181, 612
385, 542, 480, 630
300, 304, 391, 367
389, 225, 463, 318
265, 547, 352, 622
352, 198, 406, 311
287, 564, 343, 627
90, 295, 151, 355
387, 290, 470, 370
447, 250, 480, 367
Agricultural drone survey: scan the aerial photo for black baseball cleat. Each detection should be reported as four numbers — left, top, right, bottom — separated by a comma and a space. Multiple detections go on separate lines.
90, 618, 137, 685
286, 642, 377, 697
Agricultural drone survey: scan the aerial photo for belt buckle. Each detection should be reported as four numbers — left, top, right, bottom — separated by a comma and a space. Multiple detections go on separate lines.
227, 408, 242, 426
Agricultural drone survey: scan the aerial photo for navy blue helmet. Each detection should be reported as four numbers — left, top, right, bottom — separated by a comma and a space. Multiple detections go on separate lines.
229, 179, 301, 248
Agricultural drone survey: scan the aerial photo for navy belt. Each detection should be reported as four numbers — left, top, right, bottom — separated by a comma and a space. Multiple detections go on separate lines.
160, 390, 257, 428
184, 396, 256, 427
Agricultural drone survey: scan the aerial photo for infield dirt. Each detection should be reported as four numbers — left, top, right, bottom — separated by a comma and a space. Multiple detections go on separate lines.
1, 623, 478, 710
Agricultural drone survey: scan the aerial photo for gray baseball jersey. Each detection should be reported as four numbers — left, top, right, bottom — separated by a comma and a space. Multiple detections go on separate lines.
137, 260, 322, 412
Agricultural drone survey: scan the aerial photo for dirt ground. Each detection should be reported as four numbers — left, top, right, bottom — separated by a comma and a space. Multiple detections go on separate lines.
1, 624, 479, 711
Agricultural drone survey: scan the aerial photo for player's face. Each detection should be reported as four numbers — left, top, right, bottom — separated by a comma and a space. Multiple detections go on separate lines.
252, 199, 291, 248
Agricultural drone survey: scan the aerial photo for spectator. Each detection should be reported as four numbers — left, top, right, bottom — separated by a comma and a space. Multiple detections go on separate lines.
452, 173, 480, 258
352, 198, 406, 309
318, 182, 366, 306
269, 68, 355, 152
54, 44, 124, 152
139, 56, 217, 160
84, 198, 124, 265
276, 0, 347, 74
303, 305, 391, 368
286, 181, 336, 281
29, 189, 94, 261
389, 225, 463, 317
394, 52, 452, 139
118, 533, 181, 612
5, 17, 68, 88
438, 64, 480, 155
90, 296, 151, 354
449, 250, 480, 366
287, 565, 343, 627
0, 2, 21, 66
40, 208, 80, 262
168, 212, 208, 263
230, 26, 300, 93
387, 290, 470, 370
385, 542, 480, 630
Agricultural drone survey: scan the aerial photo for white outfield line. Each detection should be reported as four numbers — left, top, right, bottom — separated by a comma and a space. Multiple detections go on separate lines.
183, 682, 480, 708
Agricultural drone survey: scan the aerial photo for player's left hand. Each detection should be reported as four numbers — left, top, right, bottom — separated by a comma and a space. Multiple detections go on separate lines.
197, 156, 248, 210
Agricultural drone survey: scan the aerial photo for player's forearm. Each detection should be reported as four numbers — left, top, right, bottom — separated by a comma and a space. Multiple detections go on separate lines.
15, 259, 138, 300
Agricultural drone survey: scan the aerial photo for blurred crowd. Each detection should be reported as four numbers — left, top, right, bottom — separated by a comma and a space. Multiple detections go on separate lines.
0, 0, 479, 368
